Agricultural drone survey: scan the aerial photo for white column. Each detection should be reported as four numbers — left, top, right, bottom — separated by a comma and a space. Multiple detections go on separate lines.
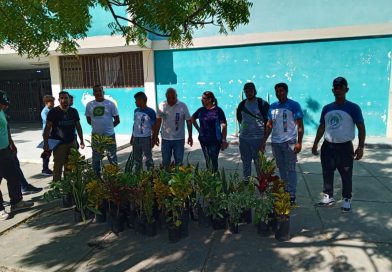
142, 50, 157, 110
387, 62, 392, 137
49, 56, 62, 105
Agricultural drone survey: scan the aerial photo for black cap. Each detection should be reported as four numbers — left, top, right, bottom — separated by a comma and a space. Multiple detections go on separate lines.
244, 82, 256, 91
333, 77, 348, 87
0, 90, 10, 105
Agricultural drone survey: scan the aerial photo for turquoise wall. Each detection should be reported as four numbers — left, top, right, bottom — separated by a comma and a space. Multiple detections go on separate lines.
66, 87, 144, 135
154, 37, 392, 136
194, 0, 392, 38
87, 5, 127, 37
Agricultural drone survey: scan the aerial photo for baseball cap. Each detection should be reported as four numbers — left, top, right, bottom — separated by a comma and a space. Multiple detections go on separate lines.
0, 90, 10, 105
244, 82, 256, 90
333, 77, 348, 87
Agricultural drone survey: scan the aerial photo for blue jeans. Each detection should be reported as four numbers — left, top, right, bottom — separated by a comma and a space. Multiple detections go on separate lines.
271, 141, 298, 198
133, 136, 154, 171
92, 134, 117, 174
200, 141, 221, 172
161, 139, 185, 169
239, 137, 262, 180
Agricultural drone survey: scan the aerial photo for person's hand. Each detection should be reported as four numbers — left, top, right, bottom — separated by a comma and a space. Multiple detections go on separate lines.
354, 148, 364, 160
80, 141, 85, 149
311, 144, 319, 156
9, 141, 17, 154
259, 142, 266, 153
221, 141, 229, 151
294, 143, 302, 154
43, 142, 49, 152
188, 136, 193, 147
152, 136, 159, 148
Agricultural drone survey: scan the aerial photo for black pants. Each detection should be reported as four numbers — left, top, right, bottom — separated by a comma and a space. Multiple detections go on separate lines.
200, 141, 221, 172
0, 148, 22, 210
321, 141, 354, 199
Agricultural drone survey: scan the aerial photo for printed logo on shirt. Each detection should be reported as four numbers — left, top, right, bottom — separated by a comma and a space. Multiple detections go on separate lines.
93, 106, 105, 117
327, 112, 343, 130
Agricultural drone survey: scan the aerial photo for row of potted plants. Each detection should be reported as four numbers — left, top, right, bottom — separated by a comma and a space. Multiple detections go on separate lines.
44, 135, 293, 242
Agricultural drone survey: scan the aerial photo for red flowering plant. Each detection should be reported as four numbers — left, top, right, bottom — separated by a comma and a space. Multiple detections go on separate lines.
254, 152, 280, 193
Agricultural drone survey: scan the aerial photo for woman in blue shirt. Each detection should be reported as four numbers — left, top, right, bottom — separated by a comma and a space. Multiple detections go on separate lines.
191, 91, 228, 172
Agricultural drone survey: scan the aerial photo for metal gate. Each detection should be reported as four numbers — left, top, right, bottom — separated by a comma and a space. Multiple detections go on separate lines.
0, 79, 52, 122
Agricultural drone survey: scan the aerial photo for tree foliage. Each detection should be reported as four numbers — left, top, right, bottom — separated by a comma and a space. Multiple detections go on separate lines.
0, 0, 252, 57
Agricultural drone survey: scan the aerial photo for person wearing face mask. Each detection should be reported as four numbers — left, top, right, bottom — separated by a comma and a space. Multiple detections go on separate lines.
155, 88, 193, 169
236, 82, 270, 182
261, 83, 304, 206
312, 77, 366, 212
191, 91, 228, 172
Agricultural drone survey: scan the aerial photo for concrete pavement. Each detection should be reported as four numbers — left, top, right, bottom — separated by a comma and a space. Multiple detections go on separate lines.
0, 126, 391, 271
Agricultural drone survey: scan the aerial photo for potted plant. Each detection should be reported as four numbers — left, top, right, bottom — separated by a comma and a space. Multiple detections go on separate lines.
86, 180, 107, 223
272, 179, 292, 241
140, 171, 157, 237
44, 178, 73, 208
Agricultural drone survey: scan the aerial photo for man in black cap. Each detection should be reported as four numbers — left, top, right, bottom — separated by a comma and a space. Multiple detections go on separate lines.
0, 90, 34, 220
312, 77, 366, 212
236, 82, 269, 181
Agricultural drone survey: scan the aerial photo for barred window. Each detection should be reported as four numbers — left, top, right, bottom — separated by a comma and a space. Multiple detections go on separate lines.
60, 52, 144, 89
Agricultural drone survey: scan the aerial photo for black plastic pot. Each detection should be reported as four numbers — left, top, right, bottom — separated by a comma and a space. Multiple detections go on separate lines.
74, 209, 83, 223
61, 194, 74, 208
275, 216, 290, 242
229, 223, 239, 234
168, 224, 181, 243
135, 218, 146, 235
180, 209, 189, 238
108, 214, 125, 235
241, 209, 252, 224
257, 221, 270, 236
145, 221, 157, 237
197, 207, 210, 228
269, 213, 278, 232
212, 216, 227, 230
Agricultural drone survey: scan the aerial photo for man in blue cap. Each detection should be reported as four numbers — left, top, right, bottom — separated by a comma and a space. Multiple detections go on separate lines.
312, 77, 366, 212
0, 90, 34, 220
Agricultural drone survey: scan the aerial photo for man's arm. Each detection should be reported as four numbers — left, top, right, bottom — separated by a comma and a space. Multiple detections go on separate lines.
354, 123, 366, 160
312, 124, 325, 155
86, 116, 92, 126
151, 118, 161, 147
294, 119, 304, 154
7, 125, 16, 153
43, 121, 53, 151
113, 115, 120, 127
260, 120, 273, 152
186, 119, 193, 146
75, 121, 85, 149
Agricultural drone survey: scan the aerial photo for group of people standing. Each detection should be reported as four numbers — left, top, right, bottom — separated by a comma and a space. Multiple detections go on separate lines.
0, 76, 365, 220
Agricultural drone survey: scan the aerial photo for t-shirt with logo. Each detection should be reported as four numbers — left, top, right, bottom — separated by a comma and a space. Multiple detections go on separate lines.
192, 106, 227, 145
320, 100, 364, 143
0, 110, 9, 149
46, 106, 80, 143
85, 99, 119, 136
239, 100, 265, 139
133, 107, 156, 137
268, 99, 304, 143
157, 100, 191, 140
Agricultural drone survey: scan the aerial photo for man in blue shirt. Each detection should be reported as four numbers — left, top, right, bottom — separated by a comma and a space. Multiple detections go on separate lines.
131, 92, 158, 171
41, 95, 55, 175
262, 83, 304, 205
312, 77, 366, 212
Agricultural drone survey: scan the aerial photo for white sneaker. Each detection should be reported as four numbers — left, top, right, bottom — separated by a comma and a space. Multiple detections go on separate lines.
341, 198, 351, 212
317, 194, 335, 207
0, 210, 10, 220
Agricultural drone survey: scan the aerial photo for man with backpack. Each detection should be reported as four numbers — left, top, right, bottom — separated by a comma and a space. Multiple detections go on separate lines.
236, 82, 270, 182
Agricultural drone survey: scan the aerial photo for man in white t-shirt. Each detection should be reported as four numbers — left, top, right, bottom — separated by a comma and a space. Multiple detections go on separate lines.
85, 85, 120, 174
155, 88, 193, 169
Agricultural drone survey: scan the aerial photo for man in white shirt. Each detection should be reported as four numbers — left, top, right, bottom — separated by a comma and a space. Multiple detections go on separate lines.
155, 88, 193, 169
85, 85, 120, 174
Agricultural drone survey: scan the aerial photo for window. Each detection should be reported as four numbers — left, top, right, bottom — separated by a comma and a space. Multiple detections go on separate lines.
60, 52, 144, 89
